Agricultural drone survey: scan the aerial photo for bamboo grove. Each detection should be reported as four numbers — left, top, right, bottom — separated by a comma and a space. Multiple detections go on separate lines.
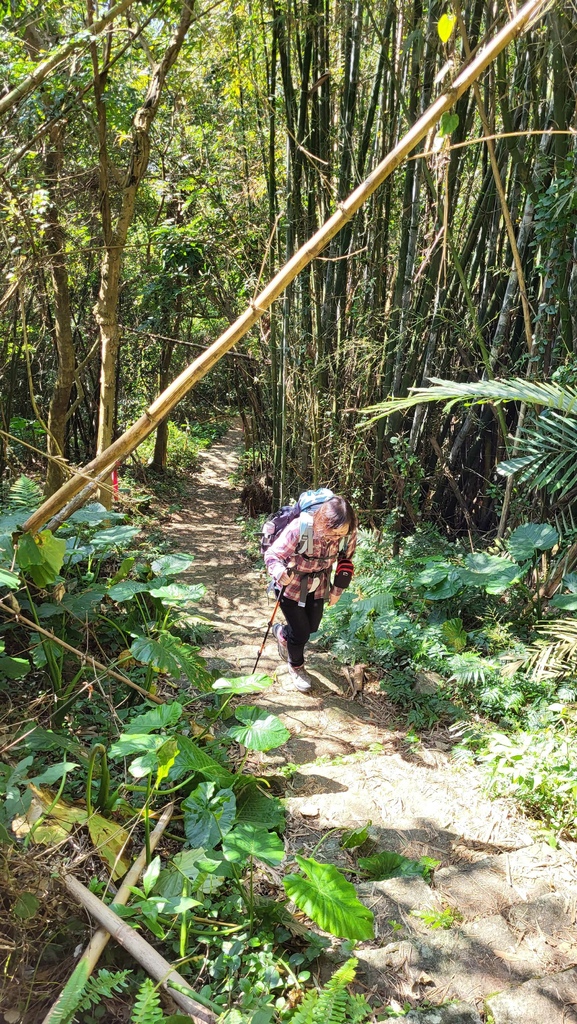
1, 0, 576, 533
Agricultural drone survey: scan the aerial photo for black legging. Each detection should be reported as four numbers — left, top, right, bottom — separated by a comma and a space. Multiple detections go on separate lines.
279, 592, 325, 667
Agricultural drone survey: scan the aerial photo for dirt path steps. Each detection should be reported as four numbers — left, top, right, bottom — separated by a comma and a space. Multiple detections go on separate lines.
165, 425, 577, 1023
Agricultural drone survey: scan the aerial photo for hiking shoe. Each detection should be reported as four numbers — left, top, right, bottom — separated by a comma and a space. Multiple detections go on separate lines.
287, 663, 312, 692
272, 623, 288, 661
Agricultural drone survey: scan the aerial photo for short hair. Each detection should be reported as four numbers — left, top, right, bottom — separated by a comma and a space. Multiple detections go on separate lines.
314, 495, 356, 532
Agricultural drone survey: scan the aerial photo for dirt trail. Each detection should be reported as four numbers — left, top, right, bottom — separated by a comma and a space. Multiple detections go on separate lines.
165, 424, 577, 1024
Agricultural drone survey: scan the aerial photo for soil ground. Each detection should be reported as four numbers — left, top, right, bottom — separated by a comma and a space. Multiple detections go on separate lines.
163, 423, 577, 1023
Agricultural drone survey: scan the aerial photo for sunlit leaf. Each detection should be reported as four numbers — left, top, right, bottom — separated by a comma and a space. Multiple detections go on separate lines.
227, 706, 290, 752
182, 782, 236, 848
507, 523, 558, 561
125, 702, 183, 734
151, 553, 195, 576
283, 856, 374, 940
212, 673, 273, 695
223, 823, 285, 866
148, 583, 206, 606
437, 12, 457, 42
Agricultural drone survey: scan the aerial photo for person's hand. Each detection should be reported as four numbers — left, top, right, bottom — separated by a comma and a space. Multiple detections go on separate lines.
277, 571, 292, 586
328, 591, 340, 606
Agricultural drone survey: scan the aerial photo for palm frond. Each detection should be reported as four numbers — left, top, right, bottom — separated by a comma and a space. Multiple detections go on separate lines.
360, 377, 577, 425
497, 410, 577, 498
527, 618, 577, 681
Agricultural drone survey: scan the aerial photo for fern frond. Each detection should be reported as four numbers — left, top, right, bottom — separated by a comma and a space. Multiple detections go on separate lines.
347, 992, 373, 1023
288, 990, 318, 1024
130, 978, 165, 1024
77, 969, 132, 1012
7, 474, 42, 511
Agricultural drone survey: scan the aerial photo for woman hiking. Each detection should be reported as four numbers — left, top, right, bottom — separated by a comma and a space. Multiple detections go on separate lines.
264, 495, 357, 691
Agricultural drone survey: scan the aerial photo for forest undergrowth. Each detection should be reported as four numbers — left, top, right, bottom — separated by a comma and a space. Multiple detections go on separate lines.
1, 425, 577, 1024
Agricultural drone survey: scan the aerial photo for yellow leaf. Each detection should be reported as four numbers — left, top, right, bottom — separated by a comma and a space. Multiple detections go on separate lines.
438, 13, 456, 43
88, 815, 131, 880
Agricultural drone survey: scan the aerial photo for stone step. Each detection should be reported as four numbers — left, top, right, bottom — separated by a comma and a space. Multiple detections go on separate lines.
485, 967, 577, 1023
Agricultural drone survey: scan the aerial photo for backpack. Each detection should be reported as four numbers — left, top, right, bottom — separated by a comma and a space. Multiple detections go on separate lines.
260, 487, 336, 559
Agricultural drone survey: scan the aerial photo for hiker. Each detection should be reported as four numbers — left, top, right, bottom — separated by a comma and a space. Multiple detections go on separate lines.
264, 494, 357, 691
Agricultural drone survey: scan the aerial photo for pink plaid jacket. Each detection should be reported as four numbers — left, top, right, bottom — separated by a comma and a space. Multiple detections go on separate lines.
264, 520, 357, 603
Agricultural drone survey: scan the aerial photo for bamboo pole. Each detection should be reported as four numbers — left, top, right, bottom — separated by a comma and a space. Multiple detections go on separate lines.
21, 0, 550, 538
0, 0, 139, 119
42, 803, 174, 1024
62, 873, 217, 1023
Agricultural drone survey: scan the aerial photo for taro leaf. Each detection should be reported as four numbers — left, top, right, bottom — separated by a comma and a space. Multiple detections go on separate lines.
60, 587, 106, 618
131, 633, 210, 686
0, 567, 20, 590
151, 553, 195, 576
441, 618, 467, 653
156, 848, 204, 898
235, 787, 285, 830
0, 652, 30, 680
68, 503, 123, 525
212, 673, 274, 695
125, 702, 184, 734
142, 855, 161, 897
227, 706, 290, 752
30, 762, 79, 785
16, 531, 66, 587
182, 782, 236, 848
415, 564, 451, 587
222, 823, 285, 866
128, 751, 159, 779
90, 525, 139, 550
109, 557, 135, 584
148, 583, 206, 606
340, 823, 371, 849
421, 569, 463, 600
358, 850, 438, 882
107, 581, 150, 602
507, 523, 559, 561
169, 734, 234, 786
460, 553, 523, 594
549, 594, 577, 610
283, 855, 374, 940
156, 737, 179, 786
561, 573, 577, 594
108, 733, 165, 758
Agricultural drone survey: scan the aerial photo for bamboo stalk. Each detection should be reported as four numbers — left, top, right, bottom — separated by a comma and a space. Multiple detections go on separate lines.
41, 803, 174, 1024
0, 0, 138, 119
62, 873, 217, 1023
21, 0, 550, 538
0, 599, 165, 705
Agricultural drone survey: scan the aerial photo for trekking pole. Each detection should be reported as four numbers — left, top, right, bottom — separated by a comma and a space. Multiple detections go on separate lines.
252, 584, 286, 673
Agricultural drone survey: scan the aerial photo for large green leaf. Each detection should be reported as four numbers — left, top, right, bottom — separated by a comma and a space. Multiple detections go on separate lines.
549, 594, 577, 611
227, 706, 290, 752
182, 782, 236, 848
60, 587, 106, 617
223, 823, 285, 866
68, 503, 124, 525
358, 851, 438, 882
235, 786, 285, 830
212, 674, 273, 695
108, 733, 165, 758
156, 848, 204, 897
0, 567, 20, 590
16, 531, 66, 586
148, 583, 206, 606
0, 641, 30, 680
90, 525, 139, 549
459, 553, 523, 594
151, 553, 195, 576
283, 856, 374, 940
507, 523, 559, 561
107, 581, 150, 602
130, 633, 210, 686
125, 702, 184, 734
169, 734, 234, 786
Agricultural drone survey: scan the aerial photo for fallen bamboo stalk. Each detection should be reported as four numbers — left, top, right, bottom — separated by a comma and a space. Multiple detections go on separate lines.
42, 803, 174, 1024
62, 872, 217, 1023
0, 599, 164, 705
20, 0, 551, 538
